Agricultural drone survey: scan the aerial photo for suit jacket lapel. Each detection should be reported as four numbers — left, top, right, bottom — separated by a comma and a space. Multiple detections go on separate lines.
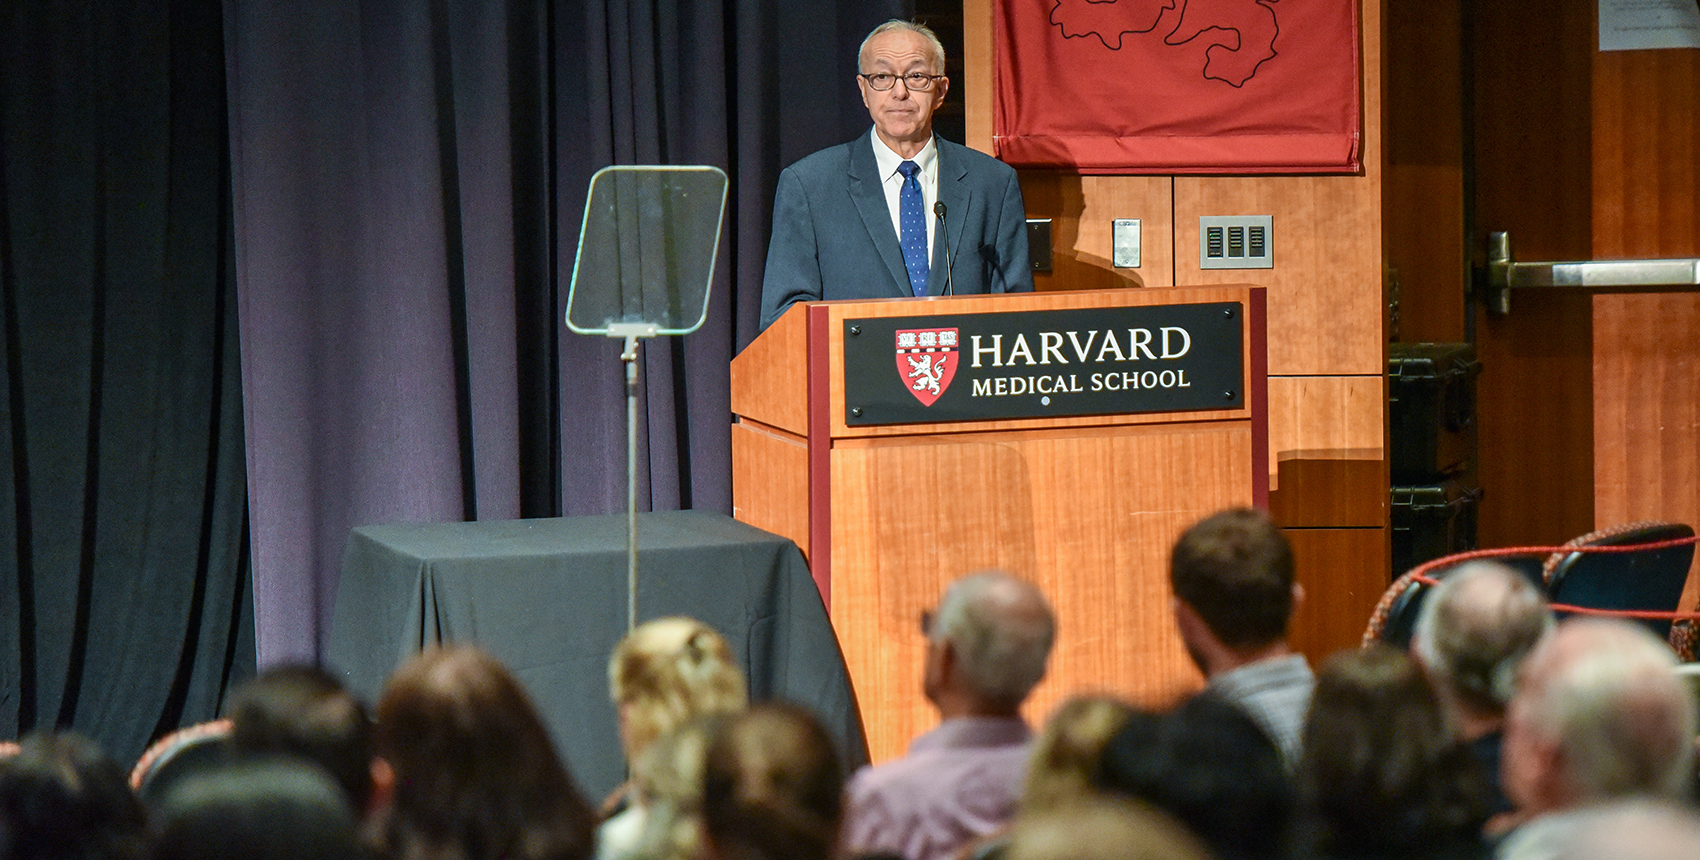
930, 141, 971, 297
848, 134, 911, 298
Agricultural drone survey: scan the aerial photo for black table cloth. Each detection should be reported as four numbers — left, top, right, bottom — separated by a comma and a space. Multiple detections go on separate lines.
326, 510, 867, 799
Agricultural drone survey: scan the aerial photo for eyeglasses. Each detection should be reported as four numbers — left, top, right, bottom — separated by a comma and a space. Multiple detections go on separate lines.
860, 72, 944, 92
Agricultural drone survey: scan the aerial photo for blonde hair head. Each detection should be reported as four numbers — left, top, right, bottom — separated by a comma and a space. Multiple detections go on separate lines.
610, 618, 748, 762
1022, 695, 1136, 815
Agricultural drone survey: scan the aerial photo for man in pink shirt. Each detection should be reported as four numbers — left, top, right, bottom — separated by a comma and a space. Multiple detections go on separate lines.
839, 571, 1056, 860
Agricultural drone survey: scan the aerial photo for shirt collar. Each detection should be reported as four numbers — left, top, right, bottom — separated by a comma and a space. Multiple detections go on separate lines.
870, 128, 938, 182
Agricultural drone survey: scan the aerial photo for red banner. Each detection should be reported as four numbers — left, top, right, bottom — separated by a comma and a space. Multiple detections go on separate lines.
994, 0, 1362, 174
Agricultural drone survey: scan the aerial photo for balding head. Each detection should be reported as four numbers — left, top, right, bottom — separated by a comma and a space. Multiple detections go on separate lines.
926, 571, 1056, 712
1412, 561, 1553, 716
1502, 617, 1696, 814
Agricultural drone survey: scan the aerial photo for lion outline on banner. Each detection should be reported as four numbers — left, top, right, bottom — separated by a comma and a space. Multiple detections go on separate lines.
1049, 0, 1280, 87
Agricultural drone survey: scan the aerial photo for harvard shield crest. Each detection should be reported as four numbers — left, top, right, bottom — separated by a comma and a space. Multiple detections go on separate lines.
894, 327, 959, 407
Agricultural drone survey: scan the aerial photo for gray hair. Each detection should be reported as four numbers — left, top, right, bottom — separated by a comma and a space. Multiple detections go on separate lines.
1412, 561, 1553, 711
931, 571, 1055, 706
858, 20, 947, 75
1516, 617, 1697, 801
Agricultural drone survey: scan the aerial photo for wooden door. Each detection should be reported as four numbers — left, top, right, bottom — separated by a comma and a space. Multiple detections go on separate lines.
1473, 1, 1699, 550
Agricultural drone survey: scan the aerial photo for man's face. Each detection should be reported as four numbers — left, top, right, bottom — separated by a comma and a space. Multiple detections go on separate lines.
1501, 658, 1564, 814
858, 29, 948, 154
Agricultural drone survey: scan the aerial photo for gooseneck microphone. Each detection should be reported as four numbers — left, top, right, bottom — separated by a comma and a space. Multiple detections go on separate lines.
934, 201, 955, 296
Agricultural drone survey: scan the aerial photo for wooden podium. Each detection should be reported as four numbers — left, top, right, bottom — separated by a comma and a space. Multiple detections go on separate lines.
730, 286, 1267, 762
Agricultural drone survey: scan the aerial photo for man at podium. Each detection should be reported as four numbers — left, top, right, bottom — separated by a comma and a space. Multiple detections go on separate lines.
758, 20, 1034, 330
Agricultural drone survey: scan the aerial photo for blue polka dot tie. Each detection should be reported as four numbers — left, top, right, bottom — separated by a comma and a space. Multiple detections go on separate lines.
897, 160, 929, 297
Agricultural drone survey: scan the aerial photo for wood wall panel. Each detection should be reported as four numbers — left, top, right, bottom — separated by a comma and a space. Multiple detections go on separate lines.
1593, 294, 1700, 527
1018, 173, 1176, 291
831, 422, 1248, 761
1593, 294, 1700, 611
1267, 375, 1388, 528
1592, 51, 1698, 259
1287, 527, 1391, 665
1173, 174, 1385, 377
1589, 49, 1700, 610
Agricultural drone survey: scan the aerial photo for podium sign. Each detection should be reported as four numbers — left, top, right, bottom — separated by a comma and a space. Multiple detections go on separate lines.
842, 301, 1244, 425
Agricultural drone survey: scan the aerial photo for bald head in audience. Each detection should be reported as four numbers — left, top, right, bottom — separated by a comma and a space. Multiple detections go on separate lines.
1413, 561, 1553, 738
1411, 560, 1553, 819
838, 571, 1056, 860
924, 571, 1056, 718
1501, 617, 1696, 818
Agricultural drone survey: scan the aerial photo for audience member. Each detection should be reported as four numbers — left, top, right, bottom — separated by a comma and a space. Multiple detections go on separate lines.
1169, 507, 1314, 767
1020, 695, 1135, 816
602, 618, 747, 860
1298, 646, 1492, 860
224, 663, 377, 815
618, 715, 727, 860
1496, 617, 1697, 860
369, 645, 598, 860
701, 702, 844, 860
956, 695, 1138, 860
0, 731, 146, 860
1097, 694, 1295, 860
1550, 798, 1700, 860
150, 759, 363, 860
1411, 561, 1553, 817
1002, 797, 1211, 860
840, 572, 1056, 860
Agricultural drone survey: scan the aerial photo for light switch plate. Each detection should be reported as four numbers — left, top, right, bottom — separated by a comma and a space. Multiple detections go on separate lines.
1112, 219, 1141, 268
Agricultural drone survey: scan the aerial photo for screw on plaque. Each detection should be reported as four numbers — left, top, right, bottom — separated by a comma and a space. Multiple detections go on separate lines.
849, 325, 862, 336
1222, 306, 1236, 318
851, 407, 863, 417
1223, 390, 1236, 400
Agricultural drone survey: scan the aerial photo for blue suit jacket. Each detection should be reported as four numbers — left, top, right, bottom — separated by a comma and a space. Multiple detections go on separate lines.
759, 131, 1034, 330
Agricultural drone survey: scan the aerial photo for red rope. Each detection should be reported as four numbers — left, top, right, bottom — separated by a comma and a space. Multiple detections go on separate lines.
1405, 535, 1700, 621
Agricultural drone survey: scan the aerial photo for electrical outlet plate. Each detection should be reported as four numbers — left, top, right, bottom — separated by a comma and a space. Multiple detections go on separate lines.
1199, 215, 1273, 269
1112, 219, 1141, 268
1027, 219, 1053, 271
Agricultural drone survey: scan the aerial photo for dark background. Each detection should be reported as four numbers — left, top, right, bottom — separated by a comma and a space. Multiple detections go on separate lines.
0, 0, 976, 766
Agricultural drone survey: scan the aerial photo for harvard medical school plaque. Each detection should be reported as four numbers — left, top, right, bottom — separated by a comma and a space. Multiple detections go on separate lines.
842, 302, 1244, 426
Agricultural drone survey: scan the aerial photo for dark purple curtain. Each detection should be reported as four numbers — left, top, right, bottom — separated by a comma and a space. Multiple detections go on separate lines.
2, 0, 254, 761
224, 0, 904, 664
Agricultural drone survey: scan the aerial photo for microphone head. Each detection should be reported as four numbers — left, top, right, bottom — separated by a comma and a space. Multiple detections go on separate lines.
934, 201, 947, 219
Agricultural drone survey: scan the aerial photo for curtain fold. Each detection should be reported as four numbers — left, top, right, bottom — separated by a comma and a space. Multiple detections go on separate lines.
1, 0, 254, 763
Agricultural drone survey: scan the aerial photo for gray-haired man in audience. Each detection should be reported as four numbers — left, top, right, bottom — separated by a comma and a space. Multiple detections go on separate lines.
839, 571, 1056, 860
1496, 616, 1698, 860
1411, 561, 1554, 816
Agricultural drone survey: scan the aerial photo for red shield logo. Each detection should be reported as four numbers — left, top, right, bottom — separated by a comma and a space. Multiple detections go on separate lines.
894, 328, 959, 407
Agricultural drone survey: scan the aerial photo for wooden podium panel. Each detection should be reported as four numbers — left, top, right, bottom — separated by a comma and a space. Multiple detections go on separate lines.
732, 286, 1267, 762
831, 421, 1251, 758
